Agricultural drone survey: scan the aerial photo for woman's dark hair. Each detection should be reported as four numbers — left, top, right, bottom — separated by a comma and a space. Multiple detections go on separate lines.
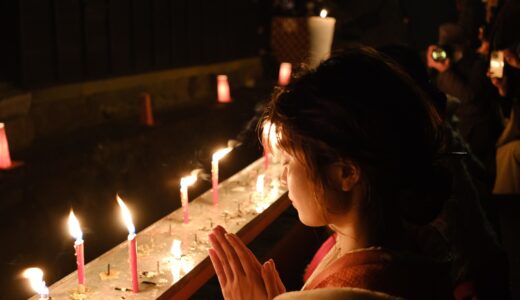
263, 46, 448, 231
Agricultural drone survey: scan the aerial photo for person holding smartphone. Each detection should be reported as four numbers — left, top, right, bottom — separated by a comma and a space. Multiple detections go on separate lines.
487, 0, 520, 195
427, 23, 503, 179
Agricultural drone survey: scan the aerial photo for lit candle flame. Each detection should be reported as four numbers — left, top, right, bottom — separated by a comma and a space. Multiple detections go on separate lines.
171, 239, 182, 259
22, 268, 49, 297
212, 147, 233, 162
68, 210, 83, 243
117, 195, 135, 236
256, 174, 265, 194
180, 172, 198, 188
320, 9, 328, 18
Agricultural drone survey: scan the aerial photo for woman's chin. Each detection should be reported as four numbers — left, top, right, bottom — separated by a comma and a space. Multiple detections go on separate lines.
297, 212, 326, 227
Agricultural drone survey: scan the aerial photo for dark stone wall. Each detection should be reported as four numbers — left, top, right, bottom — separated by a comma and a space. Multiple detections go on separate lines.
4, 0, 268, 88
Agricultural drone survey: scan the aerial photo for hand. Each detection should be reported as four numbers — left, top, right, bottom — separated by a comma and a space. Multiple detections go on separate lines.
262, 259, 286, 299
487, 71, 507, 97
427, 45, 451, 73
209, 226, 284, 300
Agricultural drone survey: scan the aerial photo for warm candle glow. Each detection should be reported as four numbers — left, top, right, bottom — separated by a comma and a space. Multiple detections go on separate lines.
22, 268, 49, 297
171, 239, 182, 259
320, 9, 328, 18
212, 147, 233, 162
217, 75, 232, 103
117, 195, 135, 235
262, 121, 280, 154
278, 62, 292, 86
0, 123, 12, 169
180, 173, 198, 188
256, 174, 265, 194
68, 210, 83, 242
269, 179, 280, 200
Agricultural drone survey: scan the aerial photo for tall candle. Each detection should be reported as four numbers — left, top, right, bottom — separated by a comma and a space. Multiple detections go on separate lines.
278, 63, 292, 86
0, 123, 12, 169
22, 268, 49, 300
139, 93, 155, 127
211, 147, 233, 205
68, 210, 85, 289
117, 195, 139, 293
217, 75, 232, 103
180, 172, 198, 224
307, 9, 336, 68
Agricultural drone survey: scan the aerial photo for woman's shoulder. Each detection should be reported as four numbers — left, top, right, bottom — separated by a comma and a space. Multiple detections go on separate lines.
275, 287, 404, 300
306, 247, 452, 300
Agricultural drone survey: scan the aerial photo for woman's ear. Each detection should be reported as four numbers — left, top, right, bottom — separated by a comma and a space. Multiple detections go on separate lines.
338, 161, 361, 192
328, 160, 361, 192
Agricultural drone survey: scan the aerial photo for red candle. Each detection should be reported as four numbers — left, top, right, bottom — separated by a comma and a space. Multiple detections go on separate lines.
180, 185, 189, 224
0, 123, 12, 169
211, 147, 233, 205
68, 210, 85, 288
117, 195, 139, 293
217, 75, 231, 103
278, 62, 292, 86
129, 234, 138, 292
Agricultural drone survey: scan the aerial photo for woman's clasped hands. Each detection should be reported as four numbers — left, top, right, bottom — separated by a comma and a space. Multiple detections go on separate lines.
208, 225, 286, 300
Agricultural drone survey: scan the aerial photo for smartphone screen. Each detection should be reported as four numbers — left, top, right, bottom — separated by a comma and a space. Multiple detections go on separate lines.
489, 51, 504, 78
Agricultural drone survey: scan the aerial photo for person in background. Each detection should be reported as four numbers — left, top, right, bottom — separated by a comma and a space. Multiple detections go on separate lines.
376, 45, 508, 300
208, 47, 452, 300
427, 23, 503, 177
488, 0, 520, 195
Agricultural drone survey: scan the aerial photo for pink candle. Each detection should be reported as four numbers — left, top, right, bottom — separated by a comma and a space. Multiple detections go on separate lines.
0, 123, 12, 169
117, 195, 139, 293
180, 186, 189, 224
211, 147, 233, 205
180, 173, 198, 224
217, 75, 231, 103
129, 234, 138, 292
68, 210, 85, 288
75, 242, 85, 285
278, 62, 292, 86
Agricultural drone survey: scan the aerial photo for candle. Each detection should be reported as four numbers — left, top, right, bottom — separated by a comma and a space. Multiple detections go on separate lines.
139, 93, 155, 127
68, 210, 85, 290
170, 239, 182, 282
307, 9, 336, 68
22, 268, 49, 300
0, 123, 12, 169
180, 171, 198, 224
211, 147, 233, 205
278, 62, 292, 86
217, 75, 232, 103
116, 195, 139, 293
